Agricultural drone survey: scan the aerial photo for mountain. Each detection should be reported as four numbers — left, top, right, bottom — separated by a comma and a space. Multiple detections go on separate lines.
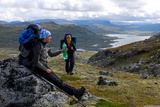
0, 21, 8, 24
51, 19, 160, 34
88, 33, 160, 78
80, 24, 122, 34
80, 23, 160, 35
0, 19, 159, 51
36, 19, 112, 25
0, 22, 114, 51
1, 19, 160, 35
118, 24, 160, 32
0, 19, 112, 26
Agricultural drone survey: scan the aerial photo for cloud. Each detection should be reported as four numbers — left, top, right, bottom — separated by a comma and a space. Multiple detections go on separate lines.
0, 0, 160, 23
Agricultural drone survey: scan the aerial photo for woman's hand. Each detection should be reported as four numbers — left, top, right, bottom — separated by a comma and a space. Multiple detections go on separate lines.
71, 47, 74, 50
60, 50, 63, 53
46, 69, 52, 73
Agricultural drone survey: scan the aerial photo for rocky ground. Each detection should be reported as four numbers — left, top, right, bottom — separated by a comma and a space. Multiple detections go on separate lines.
88, 33, 160, 78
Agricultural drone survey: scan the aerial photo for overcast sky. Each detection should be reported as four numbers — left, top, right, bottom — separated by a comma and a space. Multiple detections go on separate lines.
0, 0, 160, 23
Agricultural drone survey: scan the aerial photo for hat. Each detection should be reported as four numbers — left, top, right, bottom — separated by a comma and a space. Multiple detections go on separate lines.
39, 29, 51, 39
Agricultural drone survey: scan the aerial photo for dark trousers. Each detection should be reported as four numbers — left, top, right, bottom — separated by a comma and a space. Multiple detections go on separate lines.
65, 55, 74, 73
34, 67, 77, 96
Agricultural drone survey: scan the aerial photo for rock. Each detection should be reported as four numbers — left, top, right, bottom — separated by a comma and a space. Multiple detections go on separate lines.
70, 92, 101, 106
99, 71, 114, 77
97, 76, 118, 86
0, 58, 69, 107
80, 92, 99, 101
140, 72, 149, 79
120, 63, 141, 73
147, 64, 160, 77
0, 59, 3, 65
32, 92, 69, 107
156, 74, 160, 78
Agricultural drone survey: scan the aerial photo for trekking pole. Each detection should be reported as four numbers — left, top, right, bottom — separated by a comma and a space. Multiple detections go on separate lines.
33, 72, 86, 107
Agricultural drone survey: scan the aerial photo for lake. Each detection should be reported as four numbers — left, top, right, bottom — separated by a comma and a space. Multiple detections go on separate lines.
77, 34, 151, 52
104, 34, 151, 48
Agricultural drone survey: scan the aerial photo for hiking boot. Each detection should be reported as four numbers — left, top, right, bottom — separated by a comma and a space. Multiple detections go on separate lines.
69, 72, 73, 75
75, 86, 86, 100
67, 72, 73, 75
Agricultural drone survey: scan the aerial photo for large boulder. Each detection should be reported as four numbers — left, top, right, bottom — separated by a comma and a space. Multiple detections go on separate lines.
0, 58, 69, 107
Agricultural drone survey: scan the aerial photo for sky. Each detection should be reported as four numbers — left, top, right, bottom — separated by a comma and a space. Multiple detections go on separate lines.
0, 0, 160, 23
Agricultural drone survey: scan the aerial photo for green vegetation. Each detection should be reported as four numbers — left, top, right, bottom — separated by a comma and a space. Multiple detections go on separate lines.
46, 52, 160, 107
60, 75, 81, 81
0, 48, 19, 59
96, 99, 128, 107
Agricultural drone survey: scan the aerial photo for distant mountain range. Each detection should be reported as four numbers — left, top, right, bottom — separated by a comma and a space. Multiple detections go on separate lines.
0, 19, 111, 26
0, 19, 160, 51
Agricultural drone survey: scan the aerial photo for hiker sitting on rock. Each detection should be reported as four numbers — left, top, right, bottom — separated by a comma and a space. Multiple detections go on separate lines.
19, 28, 86, 100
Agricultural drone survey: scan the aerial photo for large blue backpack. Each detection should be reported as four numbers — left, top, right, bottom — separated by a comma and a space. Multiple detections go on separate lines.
19, 24, 41, 44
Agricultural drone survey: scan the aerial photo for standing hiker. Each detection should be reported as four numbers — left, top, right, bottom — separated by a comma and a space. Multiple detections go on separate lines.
19, 28, 86, 100
61, 32, 76, 75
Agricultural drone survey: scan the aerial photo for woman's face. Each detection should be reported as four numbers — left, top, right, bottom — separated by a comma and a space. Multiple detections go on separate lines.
66, 35, 71, 44
43, 36, 52, 43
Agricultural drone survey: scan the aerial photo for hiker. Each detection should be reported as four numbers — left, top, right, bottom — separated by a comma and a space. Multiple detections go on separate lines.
61, 33, 76, 75
19, 28, 86, 100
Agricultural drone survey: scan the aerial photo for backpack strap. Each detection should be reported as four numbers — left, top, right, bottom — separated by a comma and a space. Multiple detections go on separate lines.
72, 36, 77, 47
19, 45, 30, 58
60, 39, 65, 49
